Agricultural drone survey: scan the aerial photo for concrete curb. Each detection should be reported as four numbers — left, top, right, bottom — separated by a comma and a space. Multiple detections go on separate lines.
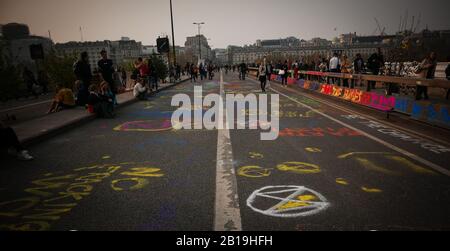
21, 78, 190, 147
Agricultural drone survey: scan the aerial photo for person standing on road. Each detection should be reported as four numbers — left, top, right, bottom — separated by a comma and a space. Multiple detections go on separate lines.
208, 64, 214, 80
259, 61, 267, 93
190, 63, 197, 83
445, 56, 450, 100
341, 55, 351, 88
22, 67, 39, 98
352, 53, 365, 88
97, 49, 116, 94
367, 48, 384, 90
329, 53, 341, 86
37, 70, 50, 95
0, 121, 34, 161
280, 61, 289, 87
74, 52, 92, 106
415, 52, 437, 100
239, 62, 247, 80
121, 68, 127, 89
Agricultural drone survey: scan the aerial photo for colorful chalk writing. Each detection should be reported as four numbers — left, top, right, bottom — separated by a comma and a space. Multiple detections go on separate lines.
294, 78, 450, 128
278, 127, 362, 137
238, 166, 272, 178
338, 152, 436, 175
277, 162, 321, 174
0, 162, 164, 231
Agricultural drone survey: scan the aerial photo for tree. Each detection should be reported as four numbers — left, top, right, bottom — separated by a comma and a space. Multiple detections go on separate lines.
42, 50, 77, 89
150, 54, 168, 81
0, 43, 25, 101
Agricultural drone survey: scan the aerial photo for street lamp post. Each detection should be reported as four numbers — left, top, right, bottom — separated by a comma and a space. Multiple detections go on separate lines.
193, 22, 204, 62
170, 0, 176, 67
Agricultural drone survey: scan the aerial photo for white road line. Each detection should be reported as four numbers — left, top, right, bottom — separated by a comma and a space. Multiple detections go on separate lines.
214, 70, 242, 231
268, 86, 450, 177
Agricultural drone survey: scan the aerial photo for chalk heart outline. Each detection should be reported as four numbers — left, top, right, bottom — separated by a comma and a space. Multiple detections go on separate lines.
113, 119, 173, 132
246, 185, 330, 218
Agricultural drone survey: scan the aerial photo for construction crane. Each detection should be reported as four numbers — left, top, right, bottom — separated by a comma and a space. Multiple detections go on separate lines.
374, 18, 386, 36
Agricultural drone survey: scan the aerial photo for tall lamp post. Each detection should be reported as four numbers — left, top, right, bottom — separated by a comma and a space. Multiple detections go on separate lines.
193, 22, 205, 62
170, 0, 176, 67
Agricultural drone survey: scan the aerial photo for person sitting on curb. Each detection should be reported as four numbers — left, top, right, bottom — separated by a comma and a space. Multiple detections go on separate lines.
133, 77, 148, 100
100, 81, 117, 106
47, 83, 76, 114
87, 84, 115, 119
0, 121, 34, 161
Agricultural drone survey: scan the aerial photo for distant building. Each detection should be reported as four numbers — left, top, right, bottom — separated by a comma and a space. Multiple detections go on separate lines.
55, 39, 142, 71
0, 23, 53, 73
184, 35, 212, 61
213, 48, 228, 65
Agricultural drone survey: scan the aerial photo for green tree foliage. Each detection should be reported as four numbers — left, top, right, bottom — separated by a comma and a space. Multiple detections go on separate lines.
42, 50, 77, 89
0, 44, 25, 101
150, 54, 168, 81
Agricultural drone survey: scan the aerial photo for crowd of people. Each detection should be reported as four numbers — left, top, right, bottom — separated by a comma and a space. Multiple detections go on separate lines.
249, 49, 448, 100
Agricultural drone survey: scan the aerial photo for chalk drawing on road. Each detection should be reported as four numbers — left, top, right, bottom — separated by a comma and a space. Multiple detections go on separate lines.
238, 166, 272, 178
361, 187, 383, 193
249, 152, 264, 159
335, 178, 349, 186
338, 152, 436, 175
277, 162, 321, 174
305, 147, 322, 153
113, 119, 173, 132
247, 186, 329, 218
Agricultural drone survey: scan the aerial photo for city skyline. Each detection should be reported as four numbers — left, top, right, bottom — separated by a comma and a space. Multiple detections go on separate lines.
1, 0, 449, 48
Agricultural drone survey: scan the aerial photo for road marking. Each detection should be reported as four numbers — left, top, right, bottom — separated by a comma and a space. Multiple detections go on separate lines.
269, 86, 450, 177
246, 186, 330, 218
214, 70, 242, 231
282, 84, 450, 147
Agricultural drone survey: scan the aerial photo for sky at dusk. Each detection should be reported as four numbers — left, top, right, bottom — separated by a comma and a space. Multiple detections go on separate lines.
1, 0, 449, 48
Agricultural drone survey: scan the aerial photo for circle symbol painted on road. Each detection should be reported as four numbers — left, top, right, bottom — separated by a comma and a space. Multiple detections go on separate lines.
246, 186, 329, 218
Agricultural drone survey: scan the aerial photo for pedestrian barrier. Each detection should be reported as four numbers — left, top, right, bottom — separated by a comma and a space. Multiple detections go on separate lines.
248, 67, 450, 129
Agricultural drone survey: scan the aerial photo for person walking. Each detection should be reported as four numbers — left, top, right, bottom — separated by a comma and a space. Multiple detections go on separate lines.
416, 52, 437, 100
259, 62, 267, 93
239, 62, 247, 80
190, 63, 197, 82
74, 52, 92, 106
37, 70, 49, 95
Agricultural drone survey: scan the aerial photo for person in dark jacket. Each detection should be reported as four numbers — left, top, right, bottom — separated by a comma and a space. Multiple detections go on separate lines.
367, 48, 384, 90
97, 49, 116, 94
445, 56, 450, 100
352, 53, 365, 88
22, 67, 39, 98
239, 62, 247, 80
0, 121, 34, 161
74, 52, 92, 106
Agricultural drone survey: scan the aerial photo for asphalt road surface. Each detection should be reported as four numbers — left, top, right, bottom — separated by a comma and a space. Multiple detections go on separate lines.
1, 71, 449, 231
